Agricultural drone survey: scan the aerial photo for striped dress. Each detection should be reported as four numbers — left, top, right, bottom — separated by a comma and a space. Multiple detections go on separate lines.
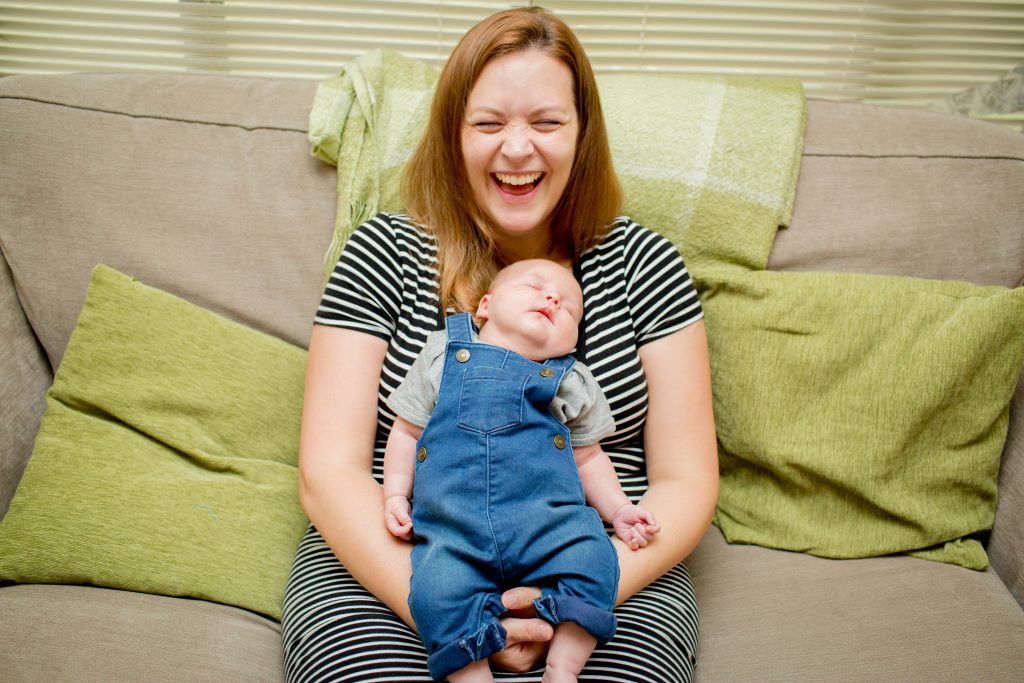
282, 213, 704, 682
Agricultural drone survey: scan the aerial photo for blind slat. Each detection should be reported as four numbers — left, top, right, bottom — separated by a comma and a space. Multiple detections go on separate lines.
2, 0, 1021, 125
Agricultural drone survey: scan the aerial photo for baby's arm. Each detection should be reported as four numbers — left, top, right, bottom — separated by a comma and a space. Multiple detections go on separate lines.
574, 443, 660, 551
382, 416, 423, 541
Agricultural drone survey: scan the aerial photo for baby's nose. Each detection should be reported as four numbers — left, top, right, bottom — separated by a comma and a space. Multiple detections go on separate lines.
545, 292, 561, 307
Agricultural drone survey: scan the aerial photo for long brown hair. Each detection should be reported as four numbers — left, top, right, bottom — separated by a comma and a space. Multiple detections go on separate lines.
402, 6, 623, 313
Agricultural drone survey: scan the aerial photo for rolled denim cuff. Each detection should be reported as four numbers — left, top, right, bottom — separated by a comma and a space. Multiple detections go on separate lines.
426, 619, 507, 680
533, 594, 617, 647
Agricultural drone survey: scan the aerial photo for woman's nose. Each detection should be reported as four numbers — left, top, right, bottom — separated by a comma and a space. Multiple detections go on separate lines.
501, 125, 535, 159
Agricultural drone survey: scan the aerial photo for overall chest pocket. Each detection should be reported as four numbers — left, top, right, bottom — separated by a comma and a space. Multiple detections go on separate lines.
457, 366, 527, 434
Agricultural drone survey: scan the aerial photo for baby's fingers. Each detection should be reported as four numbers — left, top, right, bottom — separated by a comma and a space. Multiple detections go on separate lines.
616, 526, 644, 551
632, 524, 650, 548
386, 515, 414, 541
635, 506, 659, 529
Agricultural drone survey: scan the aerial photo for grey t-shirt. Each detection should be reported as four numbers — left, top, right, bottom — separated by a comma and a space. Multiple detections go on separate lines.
387, 329, 616, 446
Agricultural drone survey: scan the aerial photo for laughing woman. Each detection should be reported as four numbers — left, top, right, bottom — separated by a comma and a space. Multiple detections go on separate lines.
282, 7, 718, 682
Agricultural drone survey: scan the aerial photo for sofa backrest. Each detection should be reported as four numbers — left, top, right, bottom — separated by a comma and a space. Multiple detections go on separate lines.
2, 74, 1021, 371
0, 73, 336, 370
1, 73, 1022, 596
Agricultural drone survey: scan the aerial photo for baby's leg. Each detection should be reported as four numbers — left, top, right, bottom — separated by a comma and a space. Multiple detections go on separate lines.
448, 658, 494, 683
542, 622, 598, 683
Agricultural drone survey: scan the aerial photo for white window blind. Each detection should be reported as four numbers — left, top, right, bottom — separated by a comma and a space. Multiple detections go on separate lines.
1, 1, 1022, 124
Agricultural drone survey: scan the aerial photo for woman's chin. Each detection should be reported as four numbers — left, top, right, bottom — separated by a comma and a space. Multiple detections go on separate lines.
486, 205, 553, 240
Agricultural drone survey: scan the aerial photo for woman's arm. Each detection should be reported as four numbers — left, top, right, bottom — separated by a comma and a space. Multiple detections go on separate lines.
614, 319, 719, 604
298, 324, 418, 626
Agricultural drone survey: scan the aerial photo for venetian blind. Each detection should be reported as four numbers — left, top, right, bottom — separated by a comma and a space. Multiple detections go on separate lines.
1, 0, 1022, 122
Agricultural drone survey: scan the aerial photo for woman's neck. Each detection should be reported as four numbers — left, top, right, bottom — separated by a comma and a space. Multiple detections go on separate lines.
495, 232, 570, 267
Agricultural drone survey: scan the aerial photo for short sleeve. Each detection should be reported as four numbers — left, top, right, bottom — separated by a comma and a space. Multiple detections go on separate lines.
314, 215, 404, 341
552, 363, 617, 446
623, 222, 704, 345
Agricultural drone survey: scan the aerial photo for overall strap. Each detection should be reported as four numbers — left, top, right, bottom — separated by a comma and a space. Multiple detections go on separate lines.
444, 312, 476, 342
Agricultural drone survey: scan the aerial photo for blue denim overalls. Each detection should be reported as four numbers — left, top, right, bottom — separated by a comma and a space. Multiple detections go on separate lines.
409, 313, 618, 680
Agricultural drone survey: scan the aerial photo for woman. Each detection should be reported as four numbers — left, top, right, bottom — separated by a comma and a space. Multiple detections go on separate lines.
282, 7, 718, 682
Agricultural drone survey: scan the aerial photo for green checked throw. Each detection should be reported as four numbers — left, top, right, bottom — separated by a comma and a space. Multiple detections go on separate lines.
308, 49, 807, 285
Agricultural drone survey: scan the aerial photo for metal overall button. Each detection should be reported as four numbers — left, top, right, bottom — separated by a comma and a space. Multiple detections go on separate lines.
455, 349, 471, 363
417, 446, 427, 462
552, 435, 567, 449
539, 367, 556, 378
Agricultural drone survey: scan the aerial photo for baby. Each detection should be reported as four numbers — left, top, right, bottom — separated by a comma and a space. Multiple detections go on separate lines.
383, 259, 660, 683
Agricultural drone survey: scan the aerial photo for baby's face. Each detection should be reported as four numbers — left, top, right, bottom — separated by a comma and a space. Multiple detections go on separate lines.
476, 259, 583, 361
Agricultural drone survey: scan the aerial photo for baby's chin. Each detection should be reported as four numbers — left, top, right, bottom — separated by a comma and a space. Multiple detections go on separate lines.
516, 342, 574, 362
512, 332, 577, 362
479, 318, 577, 360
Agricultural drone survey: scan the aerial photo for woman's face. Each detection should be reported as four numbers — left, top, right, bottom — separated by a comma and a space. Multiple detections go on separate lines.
461, 49, 579, 252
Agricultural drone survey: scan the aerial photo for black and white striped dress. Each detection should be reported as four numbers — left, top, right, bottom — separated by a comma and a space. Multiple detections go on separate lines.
282, 213, 704, 682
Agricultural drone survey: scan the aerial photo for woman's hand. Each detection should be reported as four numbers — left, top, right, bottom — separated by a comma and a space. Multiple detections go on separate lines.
489, 586, 553, 673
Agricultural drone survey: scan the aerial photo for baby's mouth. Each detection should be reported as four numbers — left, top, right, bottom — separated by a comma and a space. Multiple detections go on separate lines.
493, 172, 544, 196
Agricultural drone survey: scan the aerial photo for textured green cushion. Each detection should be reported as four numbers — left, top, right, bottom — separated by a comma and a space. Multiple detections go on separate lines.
703, 268, 1024, 569
0, 266, 309, 619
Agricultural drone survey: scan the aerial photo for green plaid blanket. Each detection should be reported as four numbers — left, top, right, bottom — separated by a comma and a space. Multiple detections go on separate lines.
309, 49, 806, 282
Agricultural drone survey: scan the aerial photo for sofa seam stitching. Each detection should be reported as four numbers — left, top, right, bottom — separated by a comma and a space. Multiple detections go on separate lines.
0, 95, 307, 134
804, 153, 1024, 162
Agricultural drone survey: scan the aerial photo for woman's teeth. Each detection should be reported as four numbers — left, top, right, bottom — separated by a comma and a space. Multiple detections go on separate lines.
495, 172, 542, 186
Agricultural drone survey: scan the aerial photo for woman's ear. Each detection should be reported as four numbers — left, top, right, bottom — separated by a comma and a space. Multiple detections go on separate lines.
476, 294, 491, 320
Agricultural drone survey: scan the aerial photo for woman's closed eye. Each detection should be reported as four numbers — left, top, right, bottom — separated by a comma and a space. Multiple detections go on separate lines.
470, 120, 564, 133
473, 121, 503, 131
532, 120, 563, 131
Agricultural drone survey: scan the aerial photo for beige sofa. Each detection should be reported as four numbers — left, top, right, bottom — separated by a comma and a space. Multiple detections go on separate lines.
1, 72, 1023, 682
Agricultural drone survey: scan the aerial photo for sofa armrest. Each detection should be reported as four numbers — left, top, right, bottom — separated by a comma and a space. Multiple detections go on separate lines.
0, 250, 52, 520
990, 370, 1024, 608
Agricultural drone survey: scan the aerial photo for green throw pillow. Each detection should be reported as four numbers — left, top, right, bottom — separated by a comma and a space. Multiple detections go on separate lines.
0, 266, 309, 620
703, 268, 1024, 569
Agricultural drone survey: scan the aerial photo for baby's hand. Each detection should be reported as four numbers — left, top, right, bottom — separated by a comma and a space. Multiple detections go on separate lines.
385, 495, 414, 541
611, 503, 660, 551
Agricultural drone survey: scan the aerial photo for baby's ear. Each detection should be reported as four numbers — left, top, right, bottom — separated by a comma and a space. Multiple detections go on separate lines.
476, 294, 491, 320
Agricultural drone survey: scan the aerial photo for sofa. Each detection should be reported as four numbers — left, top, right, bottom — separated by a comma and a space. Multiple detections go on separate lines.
1, 71, 1023, 682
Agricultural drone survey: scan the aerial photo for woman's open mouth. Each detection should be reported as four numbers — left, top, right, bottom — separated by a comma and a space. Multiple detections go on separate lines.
493, 172, 544, 197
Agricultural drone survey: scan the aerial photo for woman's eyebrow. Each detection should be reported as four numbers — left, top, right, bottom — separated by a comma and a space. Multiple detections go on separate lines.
466, 104, 571, 117
529, 105, 572, 118
466, 106, 504, 117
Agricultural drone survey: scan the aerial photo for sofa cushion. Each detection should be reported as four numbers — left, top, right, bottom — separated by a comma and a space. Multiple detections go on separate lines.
0, 584, 284, 682
991, 374, 1024, 605
689, 526, 1024, 682
0, 266, 309, 620
0, 73, 337, 371
769, 98, 1024, 602
0, 256, 51, 519
703, 268, 1024, 568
